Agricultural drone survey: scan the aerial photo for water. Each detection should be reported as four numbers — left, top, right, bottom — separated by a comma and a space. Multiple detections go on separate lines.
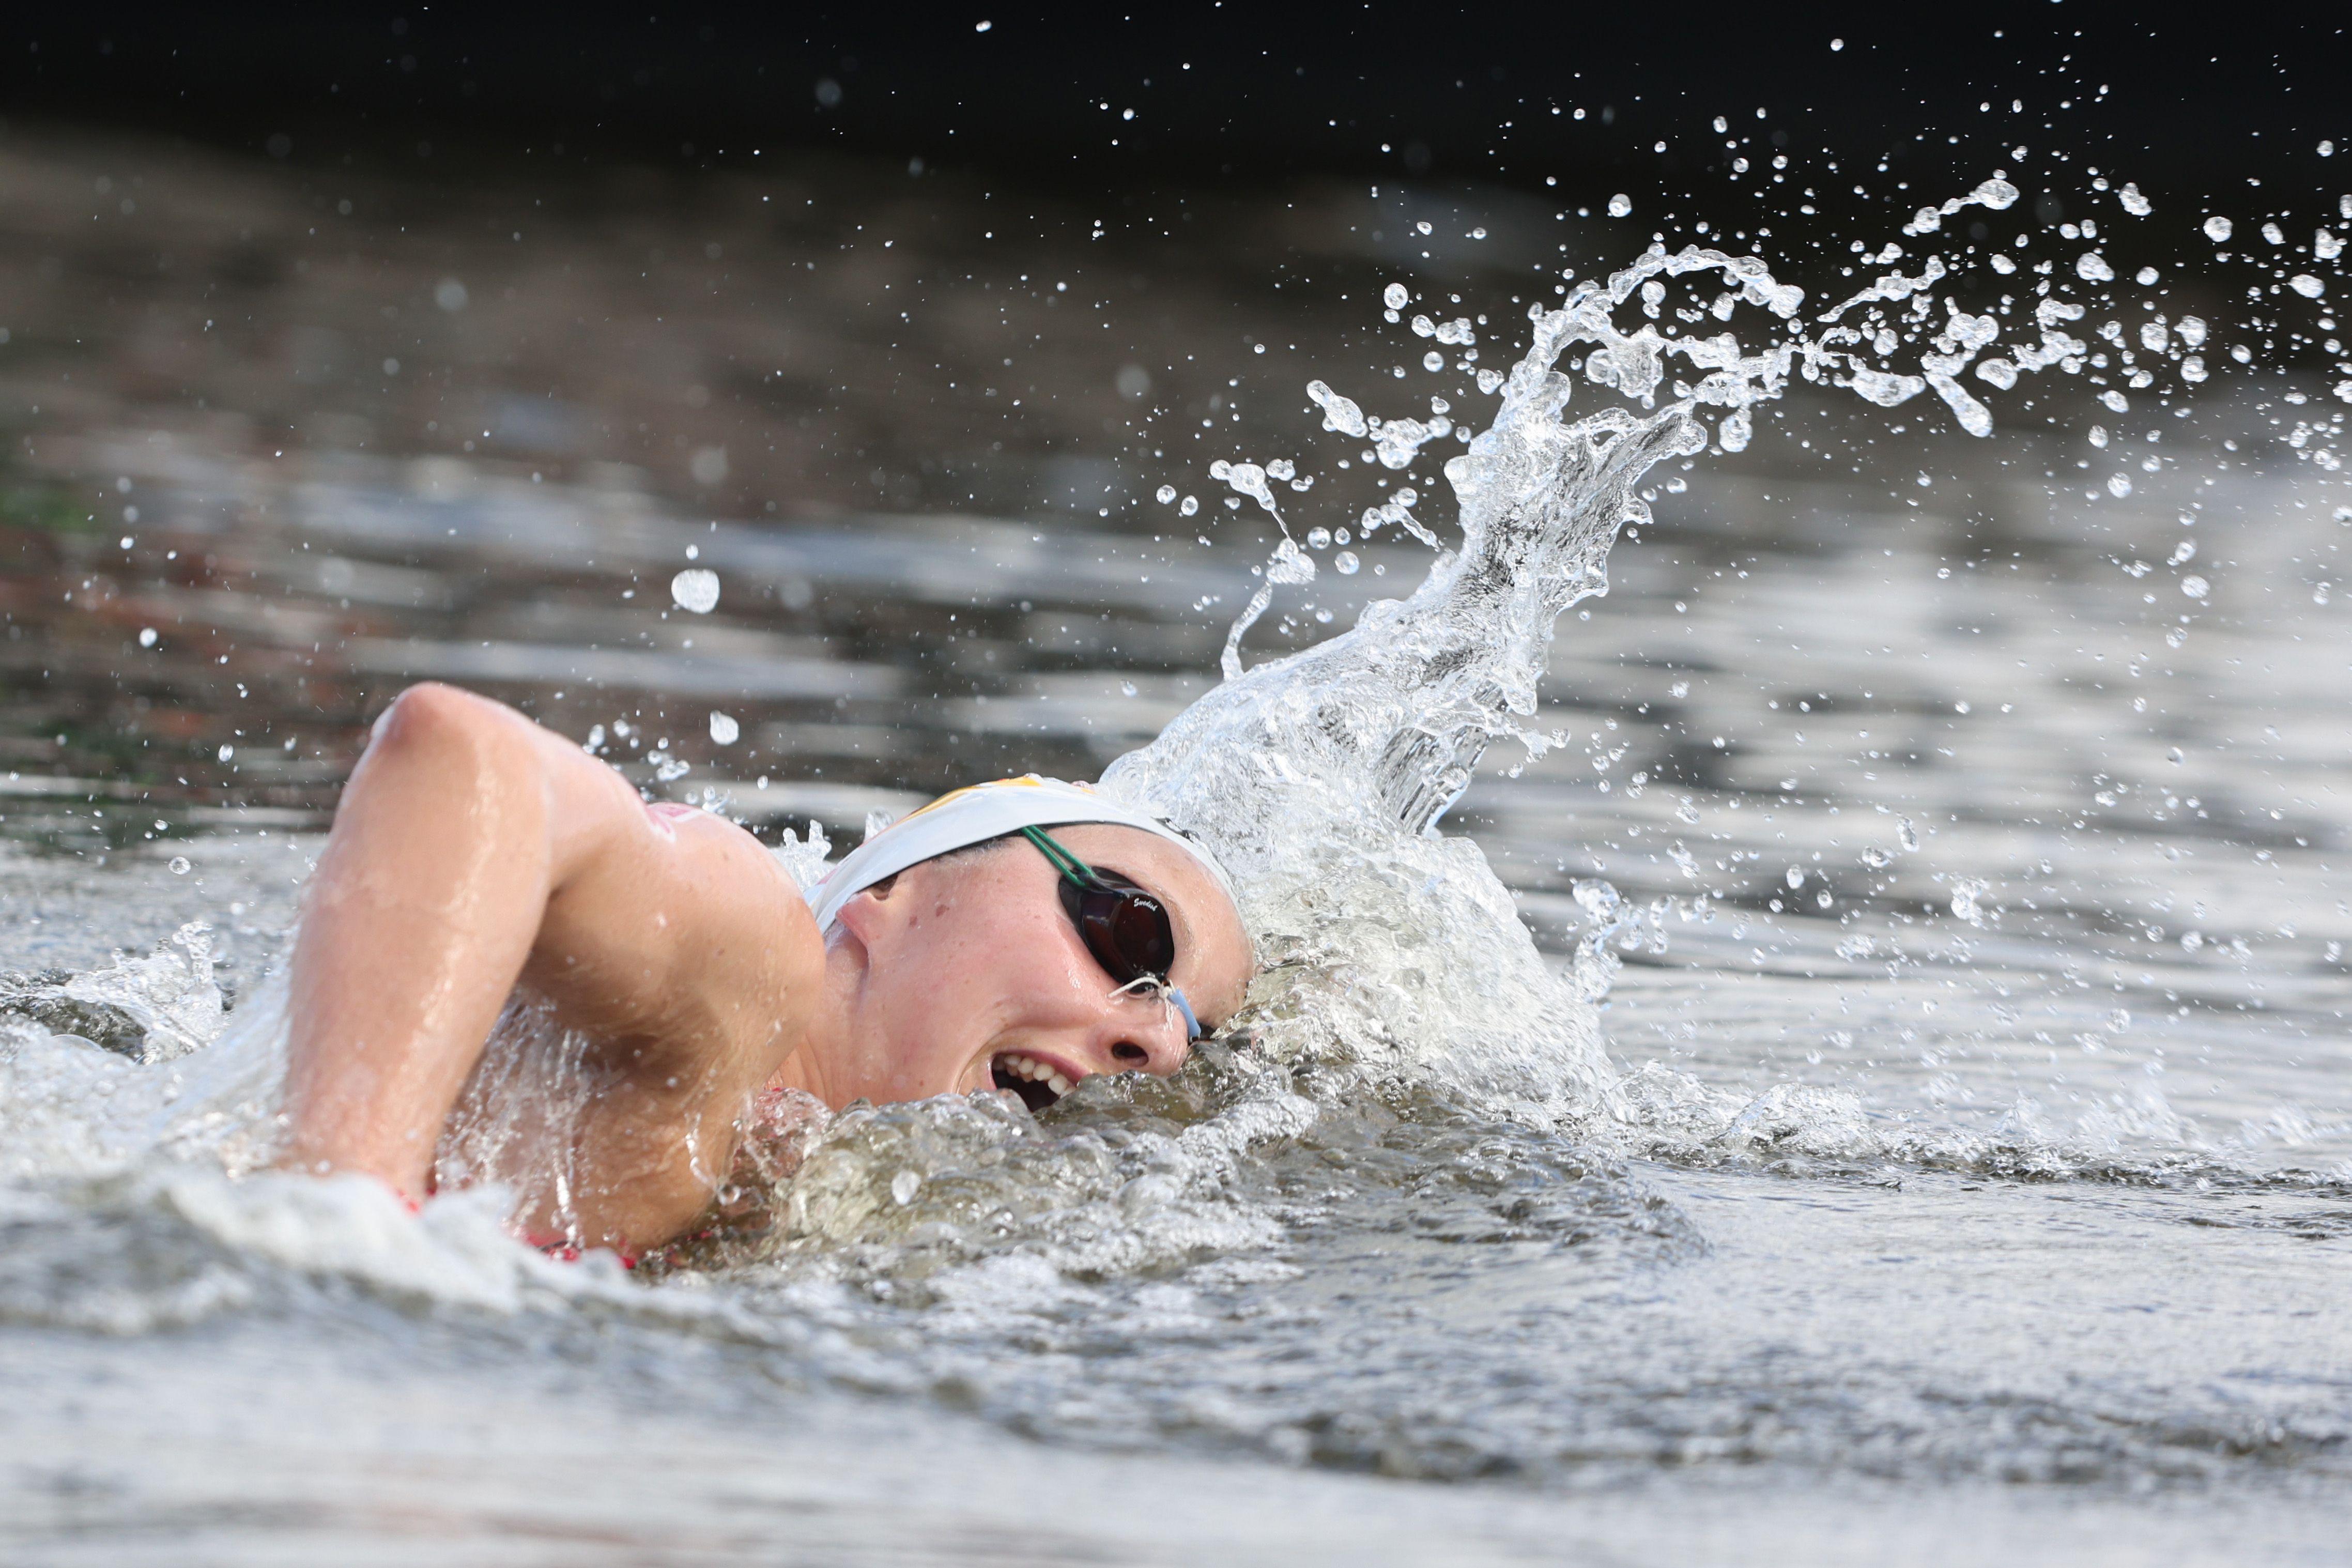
3, 127, 2352, 1562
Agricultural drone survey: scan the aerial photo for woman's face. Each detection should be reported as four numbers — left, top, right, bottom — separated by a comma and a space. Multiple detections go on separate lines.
810, 825, 1253, 1112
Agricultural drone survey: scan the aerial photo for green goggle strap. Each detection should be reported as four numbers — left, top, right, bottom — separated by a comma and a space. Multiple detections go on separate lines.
1019, 825, 1103, 889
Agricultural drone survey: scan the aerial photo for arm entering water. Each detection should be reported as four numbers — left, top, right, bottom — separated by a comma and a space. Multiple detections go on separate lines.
280, 683, 821, 1246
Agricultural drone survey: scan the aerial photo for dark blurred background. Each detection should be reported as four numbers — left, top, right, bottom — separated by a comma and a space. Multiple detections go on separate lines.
8, 4, 2346, 196
0, 4, 2344, 847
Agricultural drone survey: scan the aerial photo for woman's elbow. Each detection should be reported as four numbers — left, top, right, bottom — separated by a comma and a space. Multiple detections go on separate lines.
354, 683, 539, 796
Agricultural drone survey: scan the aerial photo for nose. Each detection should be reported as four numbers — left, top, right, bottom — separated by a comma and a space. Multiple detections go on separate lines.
1102, 993, 1191, 1077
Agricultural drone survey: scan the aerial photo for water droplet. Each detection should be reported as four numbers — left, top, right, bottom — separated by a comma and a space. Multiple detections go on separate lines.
168, 856, 191, 875
2203, 215, 2233, 242
890, 1171, 921, 1205
1178, 495, 1200, 517
1382, 283, 1409, 310
217, 744, 234, 763
137, 627, 158, 648
671, 568, 721, 613
1306, 380, 1367, 438
709, 711, 740, 745
1156, 484, 1178, 504
1334, 550, 1360, 575
1607, 193, 1633, 218
2181, 575, 2210, 600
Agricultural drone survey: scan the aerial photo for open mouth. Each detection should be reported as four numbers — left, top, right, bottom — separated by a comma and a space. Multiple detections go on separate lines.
990, 1051, 1075, 1114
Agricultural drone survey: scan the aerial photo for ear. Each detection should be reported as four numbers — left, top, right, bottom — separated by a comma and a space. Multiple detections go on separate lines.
831, 880, 901, 950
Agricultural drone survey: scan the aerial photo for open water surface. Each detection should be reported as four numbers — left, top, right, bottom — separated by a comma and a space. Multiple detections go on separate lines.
1, 128, 2348, 1563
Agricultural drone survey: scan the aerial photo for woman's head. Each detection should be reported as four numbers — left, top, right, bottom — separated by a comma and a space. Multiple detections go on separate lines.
796, 816, 1252, 1112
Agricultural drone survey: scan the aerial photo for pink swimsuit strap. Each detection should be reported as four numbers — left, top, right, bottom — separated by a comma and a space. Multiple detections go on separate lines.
521, 1228, 639, 1269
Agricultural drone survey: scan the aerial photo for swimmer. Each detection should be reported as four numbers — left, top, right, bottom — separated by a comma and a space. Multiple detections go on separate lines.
278, 683, 1254, 1255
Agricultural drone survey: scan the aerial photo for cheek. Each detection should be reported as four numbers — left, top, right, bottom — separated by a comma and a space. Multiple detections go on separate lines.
927, 905, 1092, 1018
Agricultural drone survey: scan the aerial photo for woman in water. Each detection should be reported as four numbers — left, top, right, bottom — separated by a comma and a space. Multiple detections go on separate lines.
278, 682, 1255, 1257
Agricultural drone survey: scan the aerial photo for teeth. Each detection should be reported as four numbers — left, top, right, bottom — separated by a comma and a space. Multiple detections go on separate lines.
994, 1053, 1079, 1100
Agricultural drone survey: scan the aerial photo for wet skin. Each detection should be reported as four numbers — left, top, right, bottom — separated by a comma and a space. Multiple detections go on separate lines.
279, 683, 1253, 1254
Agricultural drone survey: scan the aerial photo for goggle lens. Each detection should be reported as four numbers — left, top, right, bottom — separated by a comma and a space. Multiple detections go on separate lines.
1058, 876, 1177, 985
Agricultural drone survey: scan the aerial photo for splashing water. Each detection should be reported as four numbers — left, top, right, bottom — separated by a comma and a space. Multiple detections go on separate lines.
1103, 185, 2158, 1123
0, 923, 224, 1066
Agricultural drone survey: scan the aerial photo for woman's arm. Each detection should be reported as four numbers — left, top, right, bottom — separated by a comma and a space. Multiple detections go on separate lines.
280, 683, 820, 1245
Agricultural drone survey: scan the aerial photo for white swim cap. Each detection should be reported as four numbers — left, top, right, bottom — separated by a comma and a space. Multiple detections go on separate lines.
807, 775, 1238, 934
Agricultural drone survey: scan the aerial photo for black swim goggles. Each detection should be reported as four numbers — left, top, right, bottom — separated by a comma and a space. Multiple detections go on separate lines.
1019, 825, 1204, 1039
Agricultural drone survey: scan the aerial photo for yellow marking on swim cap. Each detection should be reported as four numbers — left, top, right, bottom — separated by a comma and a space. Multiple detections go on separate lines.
890, 774, 1091, 829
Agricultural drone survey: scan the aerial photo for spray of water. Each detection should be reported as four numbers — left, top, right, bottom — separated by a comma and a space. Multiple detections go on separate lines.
1101, 172, 2221, 1128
